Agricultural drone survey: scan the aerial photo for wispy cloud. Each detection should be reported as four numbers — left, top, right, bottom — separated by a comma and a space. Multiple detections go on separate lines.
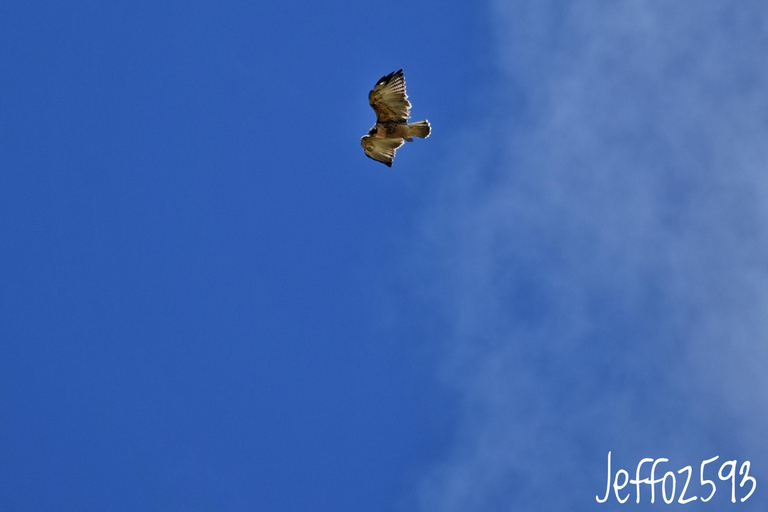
414, 2, 768, 510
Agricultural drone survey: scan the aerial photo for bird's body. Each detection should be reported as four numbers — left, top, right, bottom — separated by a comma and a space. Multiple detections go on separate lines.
361, 70, 430, 167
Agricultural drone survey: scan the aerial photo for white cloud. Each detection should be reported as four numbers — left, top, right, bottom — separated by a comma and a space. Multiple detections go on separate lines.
414, 2, 768, 510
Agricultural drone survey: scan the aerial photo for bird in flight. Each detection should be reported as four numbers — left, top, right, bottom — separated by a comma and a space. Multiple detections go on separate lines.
361, 69, 430, 167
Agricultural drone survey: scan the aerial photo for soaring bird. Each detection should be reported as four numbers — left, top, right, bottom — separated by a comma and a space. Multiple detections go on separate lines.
361, 70, 430, 167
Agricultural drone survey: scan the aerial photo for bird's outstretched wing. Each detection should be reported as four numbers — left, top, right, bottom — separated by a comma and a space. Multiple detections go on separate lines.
361, 136, 404, 167
368, 69, 411, 123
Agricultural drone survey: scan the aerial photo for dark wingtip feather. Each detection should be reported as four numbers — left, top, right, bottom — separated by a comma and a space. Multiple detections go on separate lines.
377, 69, 404, 87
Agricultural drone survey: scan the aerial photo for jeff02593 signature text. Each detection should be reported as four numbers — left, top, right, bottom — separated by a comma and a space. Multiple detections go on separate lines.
596, 451, 756, 504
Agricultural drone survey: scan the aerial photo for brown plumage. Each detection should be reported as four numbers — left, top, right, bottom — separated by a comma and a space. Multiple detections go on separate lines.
361, 70, 431, 167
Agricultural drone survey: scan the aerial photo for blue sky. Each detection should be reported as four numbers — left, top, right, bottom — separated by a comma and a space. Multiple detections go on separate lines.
1, 1, 766, 511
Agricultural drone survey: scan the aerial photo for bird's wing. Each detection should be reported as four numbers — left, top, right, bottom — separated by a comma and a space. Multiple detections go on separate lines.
361, 136, 404, 167
368, 69, 411, 123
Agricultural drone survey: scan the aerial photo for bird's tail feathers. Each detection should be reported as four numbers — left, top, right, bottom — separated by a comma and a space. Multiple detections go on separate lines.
406, 120, 431, 139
